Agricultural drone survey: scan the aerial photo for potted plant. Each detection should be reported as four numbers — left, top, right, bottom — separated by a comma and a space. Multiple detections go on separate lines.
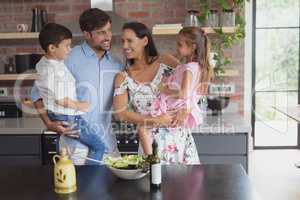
198, 0, 247, 115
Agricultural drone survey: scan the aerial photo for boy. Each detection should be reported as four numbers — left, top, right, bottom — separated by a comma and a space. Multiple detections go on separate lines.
35, 23, 105, 164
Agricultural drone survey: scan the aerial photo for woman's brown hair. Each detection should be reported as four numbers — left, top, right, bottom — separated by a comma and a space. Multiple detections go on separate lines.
178, 27, 214, 94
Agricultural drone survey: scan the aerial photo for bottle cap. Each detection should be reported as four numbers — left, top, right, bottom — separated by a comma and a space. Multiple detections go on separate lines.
60, 148, 67, 156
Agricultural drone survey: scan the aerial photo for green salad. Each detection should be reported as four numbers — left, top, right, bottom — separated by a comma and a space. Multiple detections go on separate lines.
104, 155, 146, 170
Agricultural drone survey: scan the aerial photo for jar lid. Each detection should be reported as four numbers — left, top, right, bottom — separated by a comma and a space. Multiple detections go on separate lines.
223, 9, 234, 12
187, 10, 199, 14
210, 9, 218, 13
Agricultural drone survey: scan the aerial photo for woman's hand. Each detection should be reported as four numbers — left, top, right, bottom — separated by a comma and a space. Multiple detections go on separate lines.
158, 82, 168, 94
171, 108, 191, 127
154, 113, 173, 127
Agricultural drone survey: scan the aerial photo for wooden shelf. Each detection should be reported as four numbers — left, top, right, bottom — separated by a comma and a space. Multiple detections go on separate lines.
218, 69, 239, 77
0, 32, 39, 40
0, 32, 83, 40
152, 26, 236, 35
0, 73, 38, 81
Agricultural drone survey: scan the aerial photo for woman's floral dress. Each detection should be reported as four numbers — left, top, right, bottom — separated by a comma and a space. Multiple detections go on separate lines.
115, 63, 200, 164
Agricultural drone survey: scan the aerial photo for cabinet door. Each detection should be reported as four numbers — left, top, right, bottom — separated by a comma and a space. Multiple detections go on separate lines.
0, 156, 41, 165
0, 135, 41, 165
193, 134, 247, 155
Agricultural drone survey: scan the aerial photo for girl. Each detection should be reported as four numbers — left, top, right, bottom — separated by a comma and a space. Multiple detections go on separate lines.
138, 26, 214, 155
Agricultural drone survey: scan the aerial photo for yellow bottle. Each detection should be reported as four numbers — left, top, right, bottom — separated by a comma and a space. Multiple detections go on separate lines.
53, 148, 77, 194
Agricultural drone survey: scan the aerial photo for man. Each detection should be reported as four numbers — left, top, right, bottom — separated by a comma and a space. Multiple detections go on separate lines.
31, 8, 123, 164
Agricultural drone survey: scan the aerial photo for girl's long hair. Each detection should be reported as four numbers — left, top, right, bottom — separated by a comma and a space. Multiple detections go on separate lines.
178, 27, 214, 94
122, 22, 159, 66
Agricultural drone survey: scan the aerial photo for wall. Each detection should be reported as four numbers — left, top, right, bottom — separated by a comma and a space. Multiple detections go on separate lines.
0, 0, 244, 114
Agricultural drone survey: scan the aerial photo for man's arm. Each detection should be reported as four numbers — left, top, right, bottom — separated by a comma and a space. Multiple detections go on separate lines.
33, 99, 73, 134
31, 85, 73, 134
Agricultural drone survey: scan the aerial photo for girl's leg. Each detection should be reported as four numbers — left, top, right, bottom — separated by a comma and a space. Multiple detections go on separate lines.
137, 125, 152, 155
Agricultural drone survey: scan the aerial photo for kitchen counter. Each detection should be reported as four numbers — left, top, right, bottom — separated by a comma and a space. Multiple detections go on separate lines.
0, 115, 252, 169
0, 117, 45, 134
193, 113, 251, 134
0, 113, 251, 135
0, 164, 261, 200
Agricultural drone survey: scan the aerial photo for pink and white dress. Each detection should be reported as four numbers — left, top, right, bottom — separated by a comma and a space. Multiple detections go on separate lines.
151, 62, 202, 128
114, 63, 200, 164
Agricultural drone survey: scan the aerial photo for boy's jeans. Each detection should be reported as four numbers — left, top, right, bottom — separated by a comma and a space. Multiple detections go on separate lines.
48, 112, 105, 165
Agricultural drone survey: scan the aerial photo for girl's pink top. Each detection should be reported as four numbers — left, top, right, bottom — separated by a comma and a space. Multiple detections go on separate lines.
151, 62, 202, 128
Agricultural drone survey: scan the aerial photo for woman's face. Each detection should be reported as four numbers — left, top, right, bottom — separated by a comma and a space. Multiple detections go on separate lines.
122, 29, 148, 60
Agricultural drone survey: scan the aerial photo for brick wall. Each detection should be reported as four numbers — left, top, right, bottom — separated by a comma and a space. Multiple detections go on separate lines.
0, 0, 244, 114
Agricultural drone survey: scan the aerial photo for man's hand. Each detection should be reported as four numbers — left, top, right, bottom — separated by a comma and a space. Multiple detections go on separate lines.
46, 121, 79, 138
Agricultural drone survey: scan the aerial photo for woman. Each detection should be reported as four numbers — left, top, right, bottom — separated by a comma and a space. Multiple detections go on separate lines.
113, 22, 199, 164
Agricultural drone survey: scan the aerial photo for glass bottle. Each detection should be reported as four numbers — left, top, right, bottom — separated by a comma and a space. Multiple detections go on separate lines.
149, 139, 161, 190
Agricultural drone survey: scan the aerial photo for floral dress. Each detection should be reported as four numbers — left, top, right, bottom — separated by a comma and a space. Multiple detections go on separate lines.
115, 63, 200, 164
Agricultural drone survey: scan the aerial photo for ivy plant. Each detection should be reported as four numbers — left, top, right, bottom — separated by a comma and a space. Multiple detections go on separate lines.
198, 0, 249, 82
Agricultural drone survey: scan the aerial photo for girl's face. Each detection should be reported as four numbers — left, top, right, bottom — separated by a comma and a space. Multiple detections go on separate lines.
122, 29, 148, 60
176, 35, 194, 60
50, 39, 72, 61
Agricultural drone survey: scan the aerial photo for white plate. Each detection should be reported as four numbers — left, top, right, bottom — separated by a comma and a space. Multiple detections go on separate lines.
107, 166, 149, 180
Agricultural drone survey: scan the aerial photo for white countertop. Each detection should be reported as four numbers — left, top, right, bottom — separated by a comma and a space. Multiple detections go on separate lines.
192, 113, 251, 134
0, 113, 251, 135
0, 117, 45, 134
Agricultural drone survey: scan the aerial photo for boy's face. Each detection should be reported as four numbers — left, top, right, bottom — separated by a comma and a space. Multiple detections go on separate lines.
51, 39, 72, 60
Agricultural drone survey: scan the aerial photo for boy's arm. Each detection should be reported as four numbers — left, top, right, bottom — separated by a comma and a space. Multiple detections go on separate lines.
55, 97, 90, 112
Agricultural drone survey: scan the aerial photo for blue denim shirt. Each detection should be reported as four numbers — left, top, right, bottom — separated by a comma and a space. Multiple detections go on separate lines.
31, 41, 123, 153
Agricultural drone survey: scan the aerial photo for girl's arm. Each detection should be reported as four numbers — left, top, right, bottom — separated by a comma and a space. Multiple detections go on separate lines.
113, 73, 172, 127
55, 98, 90, 112
160, 70, 193, 99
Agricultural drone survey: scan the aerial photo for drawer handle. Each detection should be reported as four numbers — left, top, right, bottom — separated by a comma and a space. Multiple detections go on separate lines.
48, 151, 57, 154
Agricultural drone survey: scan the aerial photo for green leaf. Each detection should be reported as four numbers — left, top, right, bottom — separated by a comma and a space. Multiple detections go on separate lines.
218, 0, 231, 10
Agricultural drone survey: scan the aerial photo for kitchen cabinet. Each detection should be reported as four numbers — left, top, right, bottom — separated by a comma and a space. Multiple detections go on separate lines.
0, 118, 44, 165
0, 134, 42, 165
193, 133, 249, 172
192, 114, 251, 172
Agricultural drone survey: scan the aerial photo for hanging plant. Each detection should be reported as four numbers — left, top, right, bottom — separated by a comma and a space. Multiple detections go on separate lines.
198, 0, 248, 81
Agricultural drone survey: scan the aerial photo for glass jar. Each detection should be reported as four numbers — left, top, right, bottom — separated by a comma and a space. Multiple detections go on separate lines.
207, 9, 219, 27
184, 10, 200, 27
221, 9, 235, 26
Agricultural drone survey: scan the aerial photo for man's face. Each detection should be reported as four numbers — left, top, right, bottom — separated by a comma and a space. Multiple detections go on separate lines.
85, 21, 112, 52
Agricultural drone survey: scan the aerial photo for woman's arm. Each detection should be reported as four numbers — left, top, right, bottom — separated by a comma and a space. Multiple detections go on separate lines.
113, 73, 172, 127
160, 53, 180, 68
160, 70, 193, 99
55, 98, 90, 112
